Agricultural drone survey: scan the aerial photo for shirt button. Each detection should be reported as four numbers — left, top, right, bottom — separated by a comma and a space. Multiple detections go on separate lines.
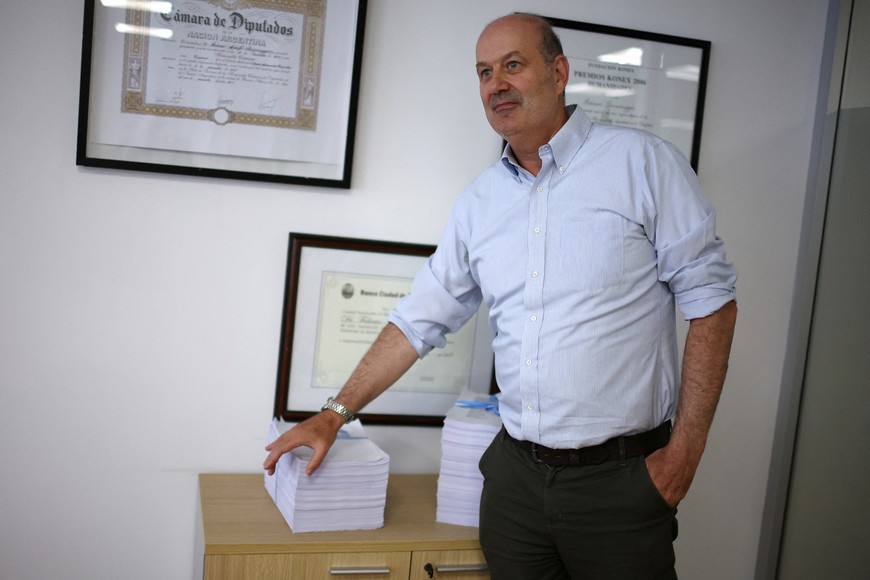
530, 315, 537, 322
534, 227, 541, 234
525, 359, 532, 366
527, 403, 534, 410
531, 271, 538, 278
559, 166, 565, 173
536, 186, 543, 193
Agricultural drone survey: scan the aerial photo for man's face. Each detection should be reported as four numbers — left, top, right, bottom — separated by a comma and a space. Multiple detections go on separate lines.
475, 17, 568, 144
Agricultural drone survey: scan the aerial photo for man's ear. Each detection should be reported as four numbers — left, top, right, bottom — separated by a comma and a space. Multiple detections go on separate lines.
553, 54, 570, 92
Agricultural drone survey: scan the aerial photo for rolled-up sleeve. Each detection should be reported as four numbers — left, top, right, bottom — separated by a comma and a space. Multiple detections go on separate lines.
649, 142, 738, 320
388, 206, 483, 357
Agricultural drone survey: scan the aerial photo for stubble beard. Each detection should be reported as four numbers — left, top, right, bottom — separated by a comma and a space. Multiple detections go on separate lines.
487, 90, 524, 138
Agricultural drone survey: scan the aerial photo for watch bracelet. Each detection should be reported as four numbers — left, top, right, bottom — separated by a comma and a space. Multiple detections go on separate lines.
321, 396, 355, 423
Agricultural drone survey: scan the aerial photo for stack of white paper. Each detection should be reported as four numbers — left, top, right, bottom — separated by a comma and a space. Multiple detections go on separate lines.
436, 391, 502, 527
264, 418, 390, 533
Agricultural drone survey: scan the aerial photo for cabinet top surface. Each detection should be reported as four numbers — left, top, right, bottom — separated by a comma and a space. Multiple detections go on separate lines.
199, 473, 481, 554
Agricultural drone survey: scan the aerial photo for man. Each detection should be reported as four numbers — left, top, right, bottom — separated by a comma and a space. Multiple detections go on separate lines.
264, 12, 737, 579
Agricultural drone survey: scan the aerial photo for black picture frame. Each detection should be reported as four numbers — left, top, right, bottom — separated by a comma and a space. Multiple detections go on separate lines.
546, 17, 710, 170
77, 0, 368, 188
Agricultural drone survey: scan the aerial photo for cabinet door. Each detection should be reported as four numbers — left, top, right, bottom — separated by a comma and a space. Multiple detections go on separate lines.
204, 551, 411, 580
409, 550, 489, 580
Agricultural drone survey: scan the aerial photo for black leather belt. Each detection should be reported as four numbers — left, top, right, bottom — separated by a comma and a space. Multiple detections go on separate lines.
505, 422, 671, 467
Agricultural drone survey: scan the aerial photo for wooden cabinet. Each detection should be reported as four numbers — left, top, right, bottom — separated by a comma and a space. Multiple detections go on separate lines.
196, 473, 489, 579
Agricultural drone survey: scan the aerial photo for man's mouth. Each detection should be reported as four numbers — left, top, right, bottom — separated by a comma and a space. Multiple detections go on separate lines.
490, 93, 521, 114
492, 101, 518, 114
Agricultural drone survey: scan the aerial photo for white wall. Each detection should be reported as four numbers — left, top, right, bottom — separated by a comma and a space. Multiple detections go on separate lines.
0, 1, 830, 579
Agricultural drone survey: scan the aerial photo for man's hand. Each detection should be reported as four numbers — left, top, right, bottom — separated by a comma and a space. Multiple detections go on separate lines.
263, 323, 420, 477
644, 440, 703, 508
263, 410, 345, 476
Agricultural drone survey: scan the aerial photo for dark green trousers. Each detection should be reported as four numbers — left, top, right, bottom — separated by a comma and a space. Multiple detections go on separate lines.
478, 428, 678, 580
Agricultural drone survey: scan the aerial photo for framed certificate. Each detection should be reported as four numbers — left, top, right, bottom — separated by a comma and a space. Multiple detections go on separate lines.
274, 233, 495, 426
77, 0, 367, 188
548, 17, 710, 169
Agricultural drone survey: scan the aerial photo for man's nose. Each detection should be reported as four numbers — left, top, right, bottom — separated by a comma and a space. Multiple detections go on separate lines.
487, 70, 510, 94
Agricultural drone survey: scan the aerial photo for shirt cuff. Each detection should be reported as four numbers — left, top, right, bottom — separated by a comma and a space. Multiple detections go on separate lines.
677, 287, 737, 320
387, 313, 434, 358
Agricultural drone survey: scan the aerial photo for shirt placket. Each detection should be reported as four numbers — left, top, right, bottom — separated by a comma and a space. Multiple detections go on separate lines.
519, 146, 554, 441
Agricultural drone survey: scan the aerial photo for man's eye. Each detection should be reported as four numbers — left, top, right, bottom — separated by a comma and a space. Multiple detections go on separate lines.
507, 61, 520, 70
478, 69, 491, 79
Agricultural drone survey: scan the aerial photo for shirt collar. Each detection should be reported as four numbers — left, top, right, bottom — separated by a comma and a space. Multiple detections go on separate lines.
500, 105, 592, 180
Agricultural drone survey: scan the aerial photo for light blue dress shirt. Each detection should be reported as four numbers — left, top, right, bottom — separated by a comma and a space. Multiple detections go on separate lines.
388, 106, 737, 448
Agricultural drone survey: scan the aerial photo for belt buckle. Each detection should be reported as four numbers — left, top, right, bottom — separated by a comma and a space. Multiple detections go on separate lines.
530, 443, 545, 464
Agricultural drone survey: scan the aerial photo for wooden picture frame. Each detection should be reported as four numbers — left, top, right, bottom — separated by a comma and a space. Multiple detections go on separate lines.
274, 233, 495, 426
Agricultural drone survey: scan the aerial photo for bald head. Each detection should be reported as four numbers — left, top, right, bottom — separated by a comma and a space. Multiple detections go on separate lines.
479, 13, 564, 68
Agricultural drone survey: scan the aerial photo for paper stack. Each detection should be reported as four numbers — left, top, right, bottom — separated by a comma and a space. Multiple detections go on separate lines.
264, 418, 390, 533
436, 390, 502, 527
